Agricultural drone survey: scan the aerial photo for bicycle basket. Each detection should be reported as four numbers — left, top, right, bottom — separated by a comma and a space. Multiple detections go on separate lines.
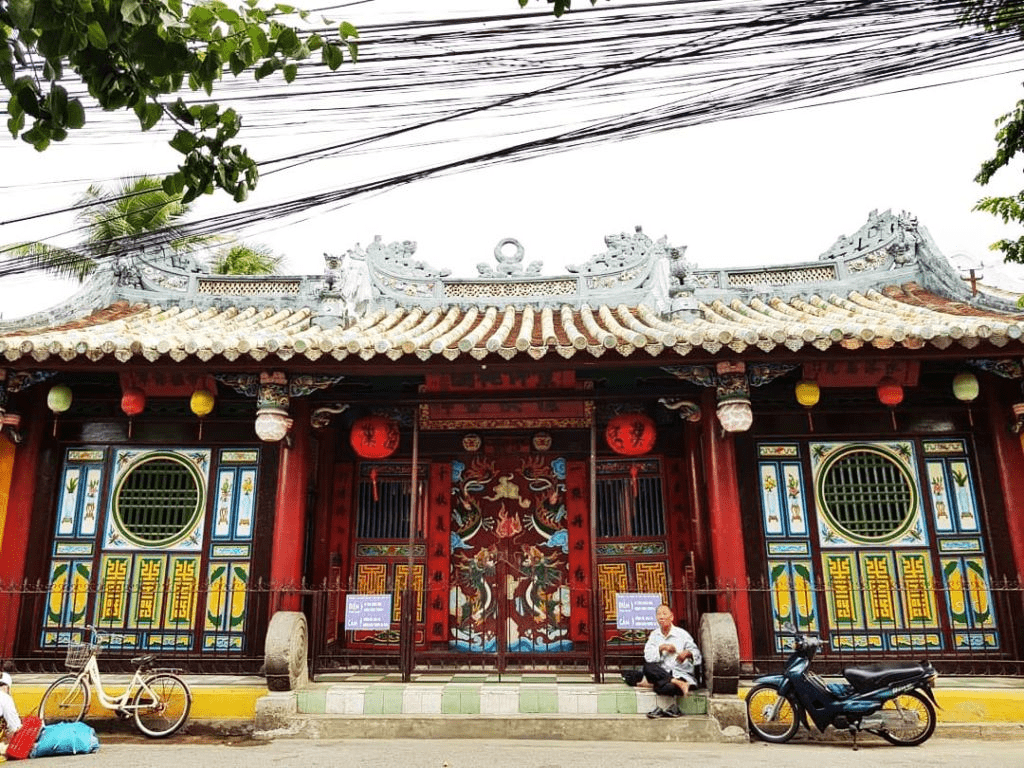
64, 641, 96, 671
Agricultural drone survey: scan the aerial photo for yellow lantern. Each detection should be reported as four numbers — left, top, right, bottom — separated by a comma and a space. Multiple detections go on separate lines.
46, 384, 72, 414
952, 372, 979, 402
795, 379, 820, 408
190, 388, 215, 417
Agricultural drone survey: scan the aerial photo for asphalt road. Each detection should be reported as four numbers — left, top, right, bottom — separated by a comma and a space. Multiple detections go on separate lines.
44, 737, 1024, 768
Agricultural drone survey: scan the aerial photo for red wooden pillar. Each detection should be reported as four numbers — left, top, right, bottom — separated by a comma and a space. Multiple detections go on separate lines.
0, 405, 44, 656
987, 397, 1024, 580
269, 400, 312, 610
700, 390, 754, 660
683, 421, 710, 579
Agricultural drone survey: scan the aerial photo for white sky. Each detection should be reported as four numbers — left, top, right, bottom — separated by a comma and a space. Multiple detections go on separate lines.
2, 0, 1024, 319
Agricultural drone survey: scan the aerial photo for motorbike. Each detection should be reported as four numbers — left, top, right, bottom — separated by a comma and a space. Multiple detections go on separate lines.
745, 634, 939, 748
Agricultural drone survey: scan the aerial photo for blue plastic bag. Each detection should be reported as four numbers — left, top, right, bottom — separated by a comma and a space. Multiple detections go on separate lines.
29, 722, 99, 758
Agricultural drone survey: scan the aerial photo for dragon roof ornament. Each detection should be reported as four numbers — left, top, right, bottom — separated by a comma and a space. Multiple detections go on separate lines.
11, 209, 1010, 334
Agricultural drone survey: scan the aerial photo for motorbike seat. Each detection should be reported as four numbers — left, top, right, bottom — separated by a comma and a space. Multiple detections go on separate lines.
844, 662, 927, 693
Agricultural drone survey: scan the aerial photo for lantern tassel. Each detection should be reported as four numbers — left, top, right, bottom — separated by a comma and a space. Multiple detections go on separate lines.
371, 467, 379, 502
630, 464, 639, 498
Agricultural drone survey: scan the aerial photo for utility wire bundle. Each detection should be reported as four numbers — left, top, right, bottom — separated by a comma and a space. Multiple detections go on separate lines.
1, 0, 1022, 277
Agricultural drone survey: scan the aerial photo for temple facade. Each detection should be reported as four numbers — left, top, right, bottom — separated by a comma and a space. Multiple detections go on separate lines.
0, 209, 1021, 675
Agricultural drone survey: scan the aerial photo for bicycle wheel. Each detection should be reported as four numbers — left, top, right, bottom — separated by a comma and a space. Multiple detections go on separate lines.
876, 690, 936, 746
132, 673, 192, 738
746, 682, 801, 743
39, 675, 90, 725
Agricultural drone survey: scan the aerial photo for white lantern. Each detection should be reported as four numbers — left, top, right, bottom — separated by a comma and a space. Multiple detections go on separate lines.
255, 408, 293, 442
717, 400, 753, 433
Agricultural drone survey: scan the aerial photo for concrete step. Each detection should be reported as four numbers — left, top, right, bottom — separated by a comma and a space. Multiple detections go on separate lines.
254, 679, 748, 741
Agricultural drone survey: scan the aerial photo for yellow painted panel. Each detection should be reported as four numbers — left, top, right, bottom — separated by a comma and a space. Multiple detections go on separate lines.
0, 436, 14, 551
597, 563, 628, 621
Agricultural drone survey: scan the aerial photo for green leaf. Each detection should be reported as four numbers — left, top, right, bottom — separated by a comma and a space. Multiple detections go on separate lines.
140, 101, 162, 130
169, 129, 197, 153
322, 42, 342, 70
247, 23, 269, 58
215, 6, 242, 26
87, 21, 109, 50
254, 59, 277, 80
23, 125, 51, 151
229, 51, 247, 76
283, 62, 297, 83
120, 0, 147, 25
8, 0, 36, 29
277, 27, 299, 55
189, 5, 215, 25
339, 21, 358, 39
66, 98, 85, 129
162, 171, 185, 195
7, 112, 25, 138
169, 97, 194, 124
15, 82, 41, 118
48, 84, 68, 123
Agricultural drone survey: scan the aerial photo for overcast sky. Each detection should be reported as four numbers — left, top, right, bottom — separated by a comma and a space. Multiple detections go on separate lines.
2, 0, 1024, 319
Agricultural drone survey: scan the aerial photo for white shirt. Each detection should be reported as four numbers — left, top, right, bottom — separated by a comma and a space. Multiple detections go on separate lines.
644, 624, 702, 685
0, 687, 21, 735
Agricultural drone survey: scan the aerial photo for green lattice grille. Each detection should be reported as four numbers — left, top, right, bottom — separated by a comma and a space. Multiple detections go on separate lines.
820, 450, 913, 538
115, 458, 201, 544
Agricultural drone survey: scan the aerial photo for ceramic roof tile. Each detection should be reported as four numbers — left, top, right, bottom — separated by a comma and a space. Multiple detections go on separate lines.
1, 288, 1021, 365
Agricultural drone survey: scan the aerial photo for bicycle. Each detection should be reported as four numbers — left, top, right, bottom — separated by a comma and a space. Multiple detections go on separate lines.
37, 625, 192, 738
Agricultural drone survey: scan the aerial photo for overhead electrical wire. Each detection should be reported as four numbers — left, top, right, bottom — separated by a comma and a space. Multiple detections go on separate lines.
1, 0, 1022, 277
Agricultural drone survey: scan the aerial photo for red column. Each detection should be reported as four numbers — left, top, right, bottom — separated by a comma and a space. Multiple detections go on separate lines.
700, 391, 754, 660
269, 400, 311, 611
0, 405, 44, 656
988, 398, 1024, 580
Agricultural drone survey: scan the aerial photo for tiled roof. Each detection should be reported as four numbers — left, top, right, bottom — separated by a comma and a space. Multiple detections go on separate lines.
1, 284, 1020, 366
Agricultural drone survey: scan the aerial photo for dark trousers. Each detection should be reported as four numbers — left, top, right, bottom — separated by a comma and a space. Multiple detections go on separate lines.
642, 660, 678, 696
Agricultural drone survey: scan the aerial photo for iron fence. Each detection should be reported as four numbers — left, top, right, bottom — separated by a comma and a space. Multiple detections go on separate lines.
2, 577, 1021, 679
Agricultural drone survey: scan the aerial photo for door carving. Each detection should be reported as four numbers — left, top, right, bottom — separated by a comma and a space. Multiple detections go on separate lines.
449, 448, 572, 656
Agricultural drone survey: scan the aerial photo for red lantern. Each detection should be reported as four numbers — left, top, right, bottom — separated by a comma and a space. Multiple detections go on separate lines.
605, 413, 656, 456
350, 415, 400, 459
120, 387, 146, 417
877, 377, 904, 407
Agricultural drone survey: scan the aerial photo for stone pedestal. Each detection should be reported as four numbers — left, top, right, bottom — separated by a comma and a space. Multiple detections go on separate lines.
699, 612, 740, 695
265, 610, 309, 692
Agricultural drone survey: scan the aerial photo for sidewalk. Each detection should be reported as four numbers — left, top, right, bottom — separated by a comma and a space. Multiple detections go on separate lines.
10, 673, 1024, 741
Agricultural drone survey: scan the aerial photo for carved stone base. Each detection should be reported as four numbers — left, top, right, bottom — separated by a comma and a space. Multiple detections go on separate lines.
699, 612, 740, 695
264, 611, 309, 692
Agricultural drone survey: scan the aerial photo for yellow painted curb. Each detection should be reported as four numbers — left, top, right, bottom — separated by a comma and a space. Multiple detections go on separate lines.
934, 689, 1024, 724
13, 685, 265, 721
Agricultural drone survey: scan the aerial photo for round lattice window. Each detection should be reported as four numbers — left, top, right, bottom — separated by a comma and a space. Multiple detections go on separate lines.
816, 445, 918, 544
112, 453, 205, 547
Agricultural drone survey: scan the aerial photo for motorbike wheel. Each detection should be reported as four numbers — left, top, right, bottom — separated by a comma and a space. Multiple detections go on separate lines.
746, 683, 802, 743
875, 690, 936, 746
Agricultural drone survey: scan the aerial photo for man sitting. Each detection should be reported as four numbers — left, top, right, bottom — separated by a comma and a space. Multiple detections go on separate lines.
623, 603, 701, 718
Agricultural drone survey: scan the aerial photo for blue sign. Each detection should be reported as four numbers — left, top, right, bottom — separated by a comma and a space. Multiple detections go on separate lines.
344, 594, 394, 631
616, 593, 662, 630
